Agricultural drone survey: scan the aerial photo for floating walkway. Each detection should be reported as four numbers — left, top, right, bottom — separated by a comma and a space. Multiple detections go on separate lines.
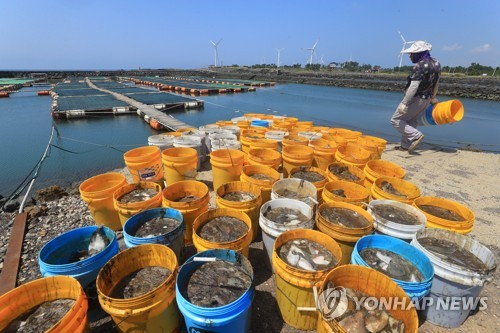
123, 76, 258, 95
51, 78, 203, 123
87, 79, 193, 131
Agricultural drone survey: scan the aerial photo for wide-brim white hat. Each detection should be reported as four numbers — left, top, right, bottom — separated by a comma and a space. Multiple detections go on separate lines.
401, 40, 432, 53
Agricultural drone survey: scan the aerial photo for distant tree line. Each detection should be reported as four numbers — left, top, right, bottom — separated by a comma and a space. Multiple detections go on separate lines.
233, 61, 499, 76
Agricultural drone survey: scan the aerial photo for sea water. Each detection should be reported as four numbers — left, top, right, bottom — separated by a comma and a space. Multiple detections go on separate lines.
0, 83, 498, 196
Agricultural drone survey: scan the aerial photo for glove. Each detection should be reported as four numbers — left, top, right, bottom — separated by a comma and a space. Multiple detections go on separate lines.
396, 102, 408, 114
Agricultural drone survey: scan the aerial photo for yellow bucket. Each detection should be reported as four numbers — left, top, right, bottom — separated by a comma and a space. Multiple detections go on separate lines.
192, 208, 253, 257
360, 135, 387, 156
432, 100, 464, 124
113, 182, 163, 228
79, 172, 127, 231
289, 166, 329, 200
322, 180, 370, 207
310, 139, 338, 171
249, 138, 279, 151
248, 148, 282, 170
162, 180, 209, 244
210, 149, 246, 191
282, 135, 309, 148
356, 136, 381, 160
363, 159, 405, 189
97, 244, 179, 333
371, 177, 421, 204
316, 202, 374, 264
124, 146, 164, 183
0, 276, 88, 333
328, 128, 362, 142
273, 229, 342, 330
413, 196, 474, 234
161, 147, 198, 186
334, 143, 372, 168
282, 145, 315, 178
322, 134, 348, 148
240, 133, 265, 154
326, 162, 366, 186
316, 265, 418, 333
240, 165, 280, 204
215, 181, 262, 241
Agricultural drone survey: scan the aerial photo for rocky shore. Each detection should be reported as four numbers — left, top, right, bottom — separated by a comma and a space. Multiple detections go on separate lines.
190, 68, 500, 101
0, 146, 499, 332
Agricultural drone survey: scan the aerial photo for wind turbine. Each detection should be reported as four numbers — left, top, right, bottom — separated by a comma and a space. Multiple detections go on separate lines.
319, 55, 326, 66
210, 39, 222, 67
397, 30, 415, 69
303, 39, 319, 65
276, 48, 283, 68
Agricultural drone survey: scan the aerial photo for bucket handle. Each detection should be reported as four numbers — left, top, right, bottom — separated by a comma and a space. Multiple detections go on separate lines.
276, 280, 324, 312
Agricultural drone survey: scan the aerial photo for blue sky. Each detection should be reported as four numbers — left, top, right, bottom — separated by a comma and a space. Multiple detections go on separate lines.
1, 0, 499, 70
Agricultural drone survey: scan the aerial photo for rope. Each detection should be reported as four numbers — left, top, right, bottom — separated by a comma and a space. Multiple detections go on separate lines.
7, 123, 56, 213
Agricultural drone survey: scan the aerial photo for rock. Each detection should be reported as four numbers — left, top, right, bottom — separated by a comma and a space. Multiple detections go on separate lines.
36, 185, 68, 202
3, 198, 20, 213
24, 205, 48, 219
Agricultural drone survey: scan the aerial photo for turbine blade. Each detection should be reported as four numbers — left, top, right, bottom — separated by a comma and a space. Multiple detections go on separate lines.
398, 30, 406, 43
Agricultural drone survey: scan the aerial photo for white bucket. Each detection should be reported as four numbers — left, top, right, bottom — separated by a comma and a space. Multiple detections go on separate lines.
265, 130, 288, 152
148, 135, 174, 151
271, 178, 317, 208
209, 132, 237, 142
299, 131, 323, 142
367, 200, 426, 241
210, 139, 242, 151
174, 135, 203, 170
411, 228, 496, 328
259, 198, 315, 271
198, 124, 219, 134
222, 125, 241, 139
181, 129, 207, 158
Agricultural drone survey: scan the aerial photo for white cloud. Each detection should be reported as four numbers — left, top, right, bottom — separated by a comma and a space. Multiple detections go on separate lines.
443, 43, 463, 52
470, 44, 492, 54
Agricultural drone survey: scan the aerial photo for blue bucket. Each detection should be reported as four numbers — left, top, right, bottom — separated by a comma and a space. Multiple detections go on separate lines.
251, 120, 269, 128
123, 207, 185, 262
351, 235, 434, 299
38, 225, 119, 288
176, 249, 254, 333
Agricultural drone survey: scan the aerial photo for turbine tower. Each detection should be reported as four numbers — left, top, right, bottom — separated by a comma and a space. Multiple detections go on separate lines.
303, 39, 319, 65
276, 48, 283, 68
397, 30, 415, 69
210, 39, 222, 67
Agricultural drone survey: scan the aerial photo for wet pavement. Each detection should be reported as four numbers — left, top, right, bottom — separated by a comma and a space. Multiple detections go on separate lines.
111, 266, 172, 299
4, 299, 75, 333
371, 204, 422, 225
133, 216, 181, 238
118, 188, 158, 203
419, 237, 490, 273
186, 260, 252, 308
360, 248, 424, 282
278, 238, 336, 271
320, 207, 370, 228
263, 206, 310, 225
328, 165, 360, 182
198, 216, 248, 243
